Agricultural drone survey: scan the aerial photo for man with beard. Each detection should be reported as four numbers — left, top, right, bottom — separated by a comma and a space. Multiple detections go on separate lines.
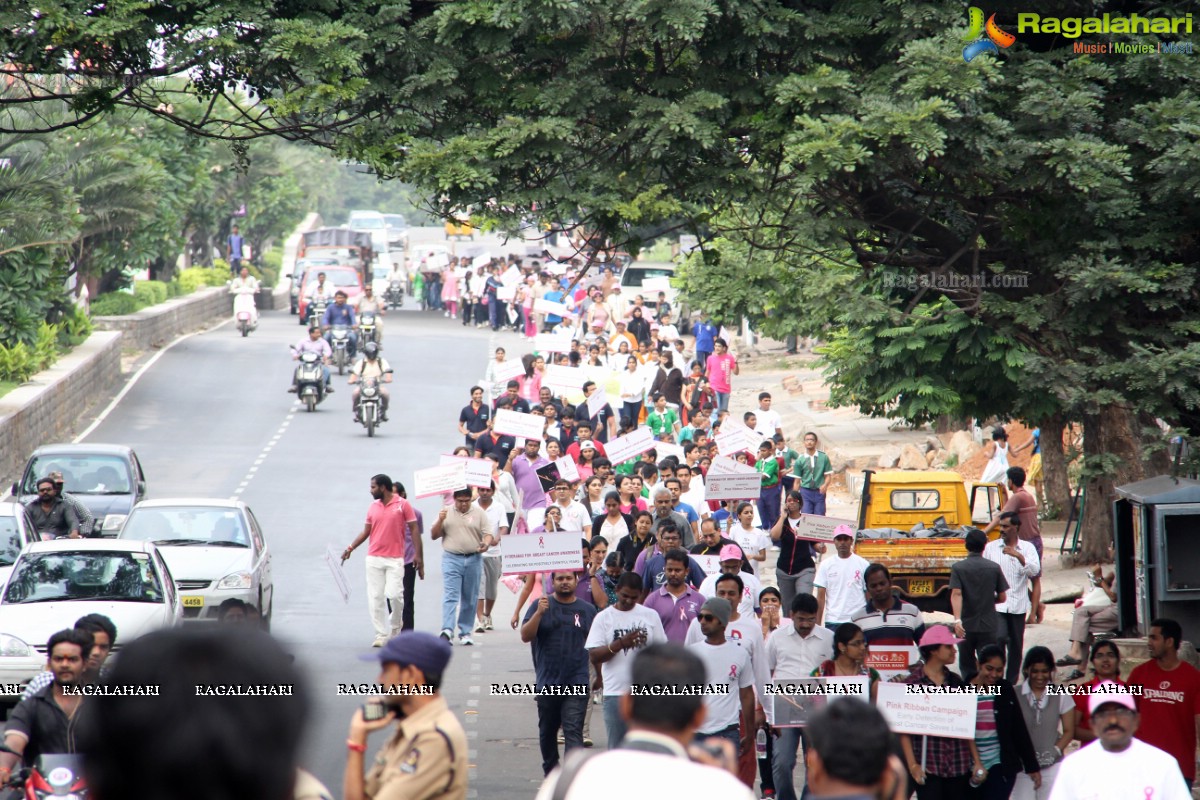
346, 631, 467, 800
1, 629, 93, 778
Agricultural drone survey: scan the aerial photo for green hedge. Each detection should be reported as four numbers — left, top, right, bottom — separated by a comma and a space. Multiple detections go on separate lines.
0, 322, 64, 383
90, 292, 141, 316
177, 267, 229, 294
133, 280, 169, 307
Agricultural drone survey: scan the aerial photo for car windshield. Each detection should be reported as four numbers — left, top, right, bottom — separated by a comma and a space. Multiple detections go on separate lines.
122, 508, 250, 547
24, 455, 131, 495
383, 215, 407, 229
0, 518, 22, 567
4, 551, 165, 604
326, 271, 360, 287
297, 258, 339, 268
350, 217, 384, 230
621, 267, 674, 286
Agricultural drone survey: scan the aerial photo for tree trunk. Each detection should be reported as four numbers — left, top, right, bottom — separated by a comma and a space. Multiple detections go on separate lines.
1039, 412, 1072, 519
1078, 405, 1150, 562
935, 414, 969, 435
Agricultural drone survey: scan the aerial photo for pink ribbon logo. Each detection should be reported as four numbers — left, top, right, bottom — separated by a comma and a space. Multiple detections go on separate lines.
728, 665, 738, 678
538, 536, 545, 547
574, 614, 581, 627
1145, 789, 1155, 800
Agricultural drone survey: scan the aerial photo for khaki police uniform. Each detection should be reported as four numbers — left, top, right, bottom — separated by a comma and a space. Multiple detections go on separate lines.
364, 696, 468, 800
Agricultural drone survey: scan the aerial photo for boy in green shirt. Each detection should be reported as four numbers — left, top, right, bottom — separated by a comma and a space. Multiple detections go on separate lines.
756, 440, 781, 530
645, 392, 681, 442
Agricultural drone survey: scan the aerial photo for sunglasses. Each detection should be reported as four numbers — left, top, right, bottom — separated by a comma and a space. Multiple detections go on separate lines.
697, 613, 718, 622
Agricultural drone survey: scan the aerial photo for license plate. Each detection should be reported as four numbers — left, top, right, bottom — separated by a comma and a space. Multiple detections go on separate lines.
907, 579, 934, 596
181, 596, 204, 608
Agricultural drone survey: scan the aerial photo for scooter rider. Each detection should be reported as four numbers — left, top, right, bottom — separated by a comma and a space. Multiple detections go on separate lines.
349, 342, 392, 422
322, 290, 359, 358
356, 284, 384, 340
290, 326, 334, 394
229, 266, 260, 328
305, 271, 334, 324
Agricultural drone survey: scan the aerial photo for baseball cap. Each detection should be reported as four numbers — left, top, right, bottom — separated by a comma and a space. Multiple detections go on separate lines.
918, 625, 964, 648
578, 440, 596, 451
1088, 681, 1138, 716
718, 544, 744, 562
833, 524, 855, 539
361, 631, 452, 675
700, 597, 732, 627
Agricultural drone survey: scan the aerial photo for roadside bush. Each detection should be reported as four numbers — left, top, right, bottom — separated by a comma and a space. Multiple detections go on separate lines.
133, 280, 169, 307
177, 267, 228, 294
90, 292, 140, 316
0, 341, 36, 383
58, 306, 93, 347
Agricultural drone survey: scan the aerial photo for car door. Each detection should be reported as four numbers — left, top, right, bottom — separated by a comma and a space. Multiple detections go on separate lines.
246, 509, 272, 616
130, 452, 147, 500
153, 549, 182, 623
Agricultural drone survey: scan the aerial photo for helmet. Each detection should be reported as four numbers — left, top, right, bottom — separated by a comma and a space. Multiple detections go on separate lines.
363, 342, 379, 359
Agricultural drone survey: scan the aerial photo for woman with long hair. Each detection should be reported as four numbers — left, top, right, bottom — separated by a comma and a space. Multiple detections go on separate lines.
902, 626, 978, 799
1013, 647, 1074, 800
616, 474, 647, 515
579, 476, 605, 518
591, 491, 634, 542
517, 354, 544, 404
1070, 640, 1125, 744
810, 622, 881, 702
618, 355, 646, 429
730, 502, 769, 576
980, 426, 1011, 485
965, 644, 1041, 800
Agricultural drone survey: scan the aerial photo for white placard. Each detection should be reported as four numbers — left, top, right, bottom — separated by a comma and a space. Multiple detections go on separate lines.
324, 544, 351, 603
501, 266, 523, 286
534, 298, 576, 319
554, 457, 580, 483
793, 514, 857, 542
500, 531, 585, 575
427, 253, 450, 269
472, 253, 492, 268
705, 472, 763, 501
413, 462, 469, 499
605, 428, 656, 464
693, 555, 721, 576
545, 262, 566, 276
534, 333, 574, 353
708, 456, 757, 476
586, 388, 609, 419
642, 276, 673, 293
715, 427, 755, 456
490, 359, 525, 384
772, 677, 870, 727
496, 285, 516, 302
543, 364, 585, 395
864, 646, 919, 682
439, 455, 494, 489
494, 409, 546, 440
654, 441, 685, 461
875, 682, 977, 739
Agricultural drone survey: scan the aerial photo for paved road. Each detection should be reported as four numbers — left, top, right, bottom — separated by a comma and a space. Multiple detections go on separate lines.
79, 298, 578, 796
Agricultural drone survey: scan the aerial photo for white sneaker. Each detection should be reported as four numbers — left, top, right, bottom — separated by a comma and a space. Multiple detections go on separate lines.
483, 615, 494, 631
440, 629, 454, 644
458, 635, 474, 646
371, 636, 386, 648
475, 618, 486, 633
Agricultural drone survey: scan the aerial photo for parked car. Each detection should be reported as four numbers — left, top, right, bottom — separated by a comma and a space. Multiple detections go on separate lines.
288, 256, 342, 314
382, 214, 409, 253
619, 262, 681, 314
0, 538, 181, 706
0, 503, 38, 590
13, 444, 148, 536
117, 499, 273, 627
297, 266, 365, 326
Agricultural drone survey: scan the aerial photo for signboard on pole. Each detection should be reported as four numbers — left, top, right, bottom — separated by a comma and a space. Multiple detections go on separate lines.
875, 682, 977, 739
500, 531, 586, 575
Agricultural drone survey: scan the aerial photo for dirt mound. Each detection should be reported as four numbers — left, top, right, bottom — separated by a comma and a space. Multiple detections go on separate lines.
954, 421, 1035, 480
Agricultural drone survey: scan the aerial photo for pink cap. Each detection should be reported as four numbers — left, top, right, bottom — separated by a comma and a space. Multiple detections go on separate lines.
833, 524, 855, 538
918, 625, 964, 648
718, 544, 744, 562
1088, 681, 1138, 716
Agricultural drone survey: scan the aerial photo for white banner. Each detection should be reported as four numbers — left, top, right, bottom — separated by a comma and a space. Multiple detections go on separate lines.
324, 544, 351, 603
793, 515, 857, 542
693, 555, 721, 576
494, 409, 546, 440
554, 456, 580, 483
604, 427, 656, 464
864, 646, 918, 682
439, 455, 494, 489
500, 266, 523, 286
427, 253, 450, 269
772, 677, 870, 727
500, 531, 585, 575
534, 333, 574, 353
654, 441, 685, 462
496, 284, 516, 302
413, 462, 468, 499
534, 298, 576, 319
586, 388, 610, 419
472, 253, 492, 269
490, 359, 525, 384
875, 682, 977, 739
714, 427, 757, 456
705, 472, 763, 501
708, 457, 757, 477
543, 364, 585, 395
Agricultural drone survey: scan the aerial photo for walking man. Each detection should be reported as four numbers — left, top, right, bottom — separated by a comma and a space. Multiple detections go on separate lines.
792, 432, 832, 516
814, 525, 870, 631
342, 474, 420, 647
431, 488, 494, 645
1126, 617, 1200, 790
687, 597, 755, 758
983, 510, 1039, 683
950, 529, 1008, 677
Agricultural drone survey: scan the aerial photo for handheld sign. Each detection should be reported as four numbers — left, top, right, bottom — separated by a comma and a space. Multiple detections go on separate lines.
439, 455, 494, 489
500, 531, 585, 575
708, 457, 757, 477
496, 285, 517, 302
555, 456, 580, 482
585, 388, 610, 419
543, 365, 585, 395
705, 472, 763, 501
771, 677, 870, 727
324, 544, 351, 603
490, 359, 525, 384
605, 428, 656, 464
533, 333, 574, 354
875, 682, 977, 739
494, 409, 546, 440
413, 462, 469, 499
534, 298, 576, 319
793, 515, 858, 542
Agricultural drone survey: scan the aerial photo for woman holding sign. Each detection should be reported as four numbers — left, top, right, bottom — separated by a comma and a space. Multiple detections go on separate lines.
810, 622, 881, 703
965, 644, 1041, 799
901, 625, 976, 799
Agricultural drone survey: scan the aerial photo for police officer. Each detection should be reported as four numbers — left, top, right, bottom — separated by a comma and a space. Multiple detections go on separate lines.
344, 631, 468, 800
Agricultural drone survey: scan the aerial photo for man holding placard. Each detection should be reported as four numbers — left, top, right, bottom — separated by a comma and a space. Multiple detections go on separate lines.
431, 488, 494, 646
814, 525, 869, 632
509, 438, 551, 514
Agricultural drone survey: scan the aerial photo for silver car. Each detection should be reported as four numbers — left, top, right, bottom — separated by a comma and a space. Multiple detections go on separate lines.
117, 499, 274, 628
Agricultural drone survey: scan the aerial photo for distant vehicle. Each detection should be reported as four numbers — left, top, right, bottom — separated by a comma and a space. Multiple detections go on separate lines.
348, 210, 390, 253
0, 503, 38, 589
288, 256, 342, 314
382, 214, 409, 253
297, 227, 374, 279
13, 444, 148, 536
619, 262, 681, 314
297, 266, 365, 326
0, 538, 181, 707
118, 499, 274, 628
444, 211, 474, 240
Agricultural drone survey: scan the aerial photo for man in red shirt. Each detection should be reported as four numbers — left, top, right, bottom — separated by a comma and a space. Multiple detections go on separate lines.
1127, 617, 1200, 789
340, 474, 420, 647
984, 466, 1044, 624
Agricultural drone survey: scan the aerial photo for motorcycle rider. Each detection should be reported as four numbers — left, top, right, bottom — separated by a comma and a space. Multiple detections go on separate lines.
348, 341, 392, 422
25, 477, 81, 539
322, 290, 359, 359
43, 469, 95, 537
290, 325, 334, 395
304, 271, 334, 324
229, 266, 260, 329
355, 284, 384, 342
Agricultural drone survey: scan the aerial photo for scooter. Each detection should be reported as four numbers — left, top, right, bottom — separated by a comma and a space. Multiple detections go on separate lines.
233, 292, 257, 337
384, 280, 405, 310
356, 377, 385, 438
305, 296, 329, 327
293, 350, 327, 413
329, 326, 352, 375
0, 746, 86, 800
359, 312, 381, 346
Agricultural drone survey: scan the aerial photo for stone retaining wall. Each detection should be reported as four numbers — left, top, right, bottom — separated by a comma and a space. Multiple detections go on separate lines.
93, 286, 233, 350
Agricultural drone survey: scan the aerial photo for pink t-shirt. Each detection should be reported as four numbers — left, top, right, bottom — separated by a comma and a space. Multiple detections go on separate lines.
365, 495, 417, 558
705, 353, 737, 393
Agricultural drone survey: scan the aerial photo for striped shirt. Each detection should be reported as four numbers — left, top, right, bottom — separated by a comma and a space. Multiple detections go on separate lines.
975, 696, 1002, 769
982, 538, 1040, 615
851, 598, 925, 647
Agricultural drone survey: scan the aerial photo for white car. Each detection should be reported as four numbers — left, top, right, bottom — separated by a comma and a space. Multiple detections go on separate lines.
0, 503, 38, 590
0, 538, 182, 703
117, 499, 274, 628
347, 210, 389, 253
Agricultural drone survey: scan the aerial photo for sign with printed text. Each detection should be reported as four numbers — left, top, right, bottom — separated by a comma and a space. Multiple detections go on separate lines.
543, 365, 585, 395
324, 544, 351, 603
491, 359, 525, 384
693, 555, 721, 576
554, 456, 580, 483
654, 441, 685, 461
875, 682, 977, 739
605, 427, 656, 465
472, 253, 492, 269
496, 285, 516, 302
534, 298, 576, 319
864, 647, 918, 681
427, 253, 450, 269
533, 333, 574, 354
439, 454, 494, 489
494, 409, 546, 440
413, 462, 468, 499
714, 427, 759, 456
708, 456, 757, 477
793, 514, 857, 542
585, 388, 610, 419
772, 677, 870, 728
705, 472, 763, 501
500, 531, 585, 575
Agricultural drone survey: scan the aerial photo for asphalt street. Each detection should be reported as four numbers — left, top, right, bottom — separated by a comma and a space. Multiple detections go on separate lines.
78, 277, 574, 796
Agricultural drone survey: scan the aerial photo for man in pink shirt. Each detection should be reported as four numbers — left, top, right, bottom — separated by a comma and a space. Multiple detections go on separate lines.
704, 338, 739, 413
340, 473, 419, 647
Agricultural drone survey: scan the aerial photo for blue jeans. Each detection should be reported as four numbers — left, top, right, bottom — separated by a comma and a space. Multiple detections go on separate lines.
695, 723, 741, 757
324, 330, 359, 357
602, 695, 627, 747
441, 552, 482, 636
758, 485, 781, 532
537, 694, 587, 775
488, 298, 501, 329
715, 391, 731, 412
800, 487, 825, 516
772, 727, 811, 800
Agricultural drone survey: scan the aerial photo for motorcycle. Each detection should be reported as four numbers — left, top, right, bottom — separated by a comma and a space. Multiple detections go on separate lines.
384, 280, 405, 310
293, 350, 327, 412
305, 296, 329, 328
357, 377, 385, 437
0, 748, 86, 800
328, 326, 352, 375
233, 292, 257, 337
359, 312, 381, 346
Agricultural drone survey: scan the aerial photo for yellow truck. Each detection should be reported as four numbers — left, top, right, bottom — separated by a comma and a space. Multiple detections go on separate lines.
854, 470, 1007, 613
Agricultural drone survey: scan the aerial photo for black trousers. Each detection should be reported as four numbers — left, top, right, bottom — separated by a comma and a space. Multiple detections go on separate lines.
402, 562, 417, 631
959, 629, 998, 679
537, 694, 586, 776
916, 774, 970, 800
997, 612, 1025, 684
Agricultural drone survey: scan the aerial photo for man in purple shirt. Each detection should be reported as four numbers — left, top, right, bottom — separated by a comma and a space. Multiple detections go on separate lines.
508, 437, 549, 511
393, 482, 423, 631
634, 521, 706, 597
642, 549, 705, 643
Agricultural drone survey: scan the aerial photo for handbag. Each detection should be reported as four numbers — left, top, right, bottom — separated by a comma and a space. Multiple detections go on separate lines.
1080, 587, 1113, 609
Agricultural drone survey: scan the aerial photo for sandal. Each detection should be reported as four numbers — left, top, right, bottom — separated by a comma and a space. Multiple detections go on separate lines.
1056, 656, 1082, 667
1064, 669, 1085, 681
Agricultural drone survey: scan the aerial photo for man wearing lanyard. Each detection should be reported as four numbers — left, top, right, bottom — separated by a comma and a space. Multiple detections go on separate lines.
792, 432, 832, 516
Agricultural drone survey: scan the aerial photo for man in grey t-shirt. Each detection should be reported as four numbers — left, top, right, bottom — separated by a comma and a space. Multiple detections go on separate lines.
949, 528, 1008, 677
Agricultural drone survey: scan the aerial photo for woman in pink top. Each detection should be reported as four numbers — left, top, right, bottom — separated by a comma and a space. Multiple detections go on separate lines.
586, 290, 610, 332
517, 354, 544, 403
521, 276, 537, 339
440, 266, 460, 318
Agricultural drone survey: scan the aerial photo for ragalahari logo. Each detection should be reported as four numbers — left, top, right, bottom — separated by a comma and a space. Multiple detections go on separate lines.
963, 8, 1017, 61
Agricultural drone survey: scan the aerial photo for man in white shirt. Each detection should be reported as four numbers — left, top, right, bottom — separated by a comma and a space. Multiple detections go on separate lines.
752, 392, 784, 439
698, 544, 762, 618
1048, 682, 1189, 800
983, 511, 1040, 683
474, 483, 510, 634
814, 525, 870, 630
586, 573, 668, 747
550, 480, 592, 532
686, 598, 755, 757
768, 593, 833, 800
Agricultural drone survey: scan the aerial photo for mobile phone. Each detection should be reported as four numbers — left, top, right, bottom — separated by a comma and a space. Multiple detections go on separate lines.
362, 699, 388, 722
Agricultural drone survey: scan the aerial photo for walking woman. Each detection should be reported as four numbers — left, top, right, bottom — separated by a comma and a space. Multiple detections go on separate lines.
965, 644, 1041, 800
768, 491, 821, 610
902, 626, 977, 799
618, 355, 646, 429
1012, 647, 1073, 800
1070, 640, 1125, 744
810, 622, 881, 702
